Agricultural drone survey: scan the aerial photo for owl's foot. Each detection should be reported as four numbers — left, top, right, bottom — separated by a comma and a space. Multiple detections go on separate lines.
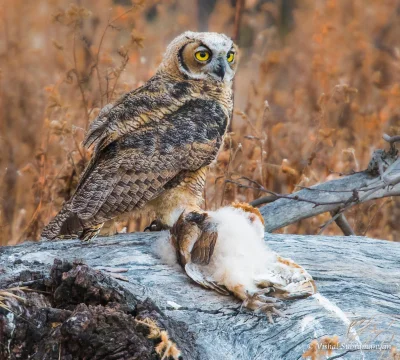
144, 219, 170, 232
80, 223, 104, 242
242, 289, 286, 323
55, 234, 79, 240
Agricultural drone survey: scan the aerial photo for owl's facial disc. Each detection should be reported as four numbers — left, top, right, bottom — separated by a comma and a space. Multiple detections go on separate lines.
179, 39, 238, 83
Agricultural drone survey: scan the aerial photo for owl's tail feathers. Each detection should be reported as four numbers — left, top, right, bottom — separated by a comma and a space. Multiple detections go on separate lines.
41, 204, 85, 240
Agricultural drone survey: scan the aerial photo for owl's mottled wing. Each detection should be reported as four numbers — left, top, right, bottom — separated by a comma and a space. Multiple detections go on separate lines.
83, 75, 197, 152
70, 96, 228, 223
70, 144, 179, 221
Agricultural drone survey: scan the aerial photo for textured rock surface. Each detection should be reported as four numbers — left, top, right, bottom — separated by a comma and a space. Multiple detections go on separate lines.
1, 233, 399, 360
0, 259, 194, 360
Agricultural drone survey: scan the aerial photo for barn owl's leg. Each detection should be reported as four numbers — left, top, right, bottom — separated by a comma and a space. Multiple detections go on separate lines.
231, 284, 285, 323
251, 256, 316, 301
274, 256, 317, 299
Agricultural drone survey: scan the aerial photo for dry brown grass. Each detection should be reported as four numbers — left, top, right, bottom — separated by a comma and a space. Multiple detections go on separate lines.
1, 0, 400, 245
0, 287, 28, 312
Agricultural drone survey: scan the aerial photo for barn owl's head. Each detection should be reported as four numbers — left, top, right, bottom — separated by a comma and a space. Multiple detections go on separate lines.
231, 202, 265, 239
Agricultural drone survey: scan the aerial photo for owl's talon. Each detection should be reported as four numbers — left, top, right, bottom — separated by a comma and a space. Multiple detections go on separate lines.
144, 220, 170, 232
266, 312, 274, 323
242, 289, 285, 322
257, 303, 286, 323
255, 287, 275, 296
247, 288, 279, 303
272, 308, 286, 317
79, 224, 103, 242
257, 295, 283, 306
144, 220, 158, 232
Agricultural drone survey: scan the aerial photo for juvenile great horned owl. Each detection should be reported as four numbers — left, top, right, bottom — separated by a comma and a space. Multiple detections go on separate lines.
42, 31, 239, 241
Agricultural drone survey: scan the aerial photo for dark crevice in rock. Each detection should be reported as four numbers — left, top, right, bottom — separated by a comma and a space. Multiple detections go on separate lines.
0, 259, 198, 360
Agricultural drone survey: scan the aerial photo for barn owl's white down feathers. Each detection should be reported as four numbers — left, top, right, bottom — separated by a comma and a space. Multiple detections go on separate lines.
156, 204, 316, 319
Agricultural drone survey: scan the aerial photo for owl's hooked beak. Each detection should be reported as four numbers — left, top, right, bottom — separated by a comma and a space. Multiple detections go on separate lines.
212, 57, 226, 81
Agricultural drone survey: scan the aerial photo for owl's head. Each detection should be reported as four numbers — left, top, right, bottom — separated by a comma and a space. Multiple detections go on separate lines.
159, 31, 239, 84
231, 202, 265, 238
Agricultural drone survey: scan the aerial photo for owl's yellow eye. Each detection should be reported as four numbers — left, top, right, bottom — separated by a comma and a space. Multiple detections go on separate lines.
227, 51, 235, 63
195, 50, 210, 62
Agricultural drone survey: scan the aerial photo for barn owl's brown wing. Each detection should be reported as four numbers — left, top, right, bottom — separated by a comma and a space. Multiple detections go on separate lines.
190, 228, 218, 265
70, 97, 228, 221
174, 211, 219, 265
171, 212, 227, 293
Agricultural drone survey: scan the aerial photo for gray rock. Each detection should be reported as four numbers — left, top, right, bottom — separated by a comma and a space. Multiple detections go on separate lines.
1, 232, 399, 359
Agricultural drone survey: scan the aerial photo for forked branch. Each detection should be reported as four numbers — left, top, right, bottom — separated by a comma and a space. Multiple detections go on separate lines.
237, 140, 400, 233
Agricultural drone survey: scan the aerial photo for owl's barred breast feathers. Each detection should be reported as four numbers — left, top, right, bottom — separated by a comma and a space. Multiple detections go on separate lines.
42, 31, 238, 240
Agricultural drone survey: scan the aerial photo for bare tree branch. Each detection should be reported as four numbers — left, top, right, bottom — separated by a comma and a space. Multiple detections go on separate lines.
247, 147, 400, 233
226, 178, 357, 207
331, 211, 356, 236
383, 133, 400, 146
250, 195, 277, 207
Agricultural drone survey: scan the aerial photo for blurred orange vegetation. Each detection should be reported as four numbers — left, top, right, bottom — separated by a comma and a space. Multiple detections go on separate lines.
1, 0, 400, 245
